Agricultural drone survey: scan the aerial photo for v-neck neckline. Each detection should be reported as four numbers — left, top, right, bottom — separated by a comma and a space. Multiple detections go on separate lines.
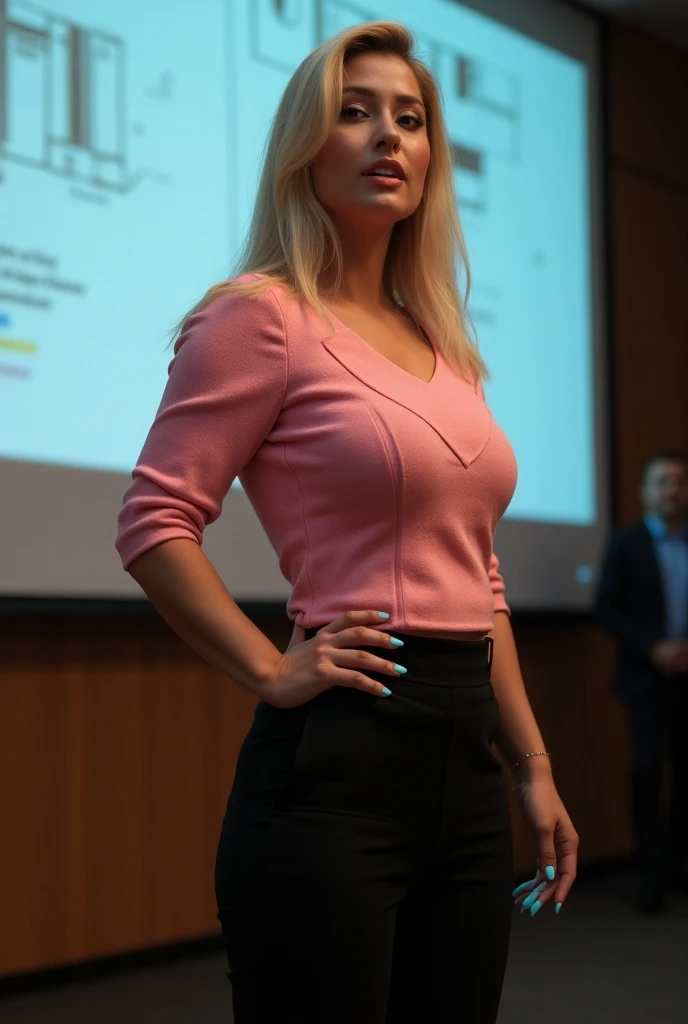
323, 306, 440, 387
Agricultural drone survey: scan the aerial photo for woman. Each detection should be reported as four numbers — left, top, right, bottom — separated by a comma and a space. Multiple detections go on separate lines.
115, 20, 578, 1024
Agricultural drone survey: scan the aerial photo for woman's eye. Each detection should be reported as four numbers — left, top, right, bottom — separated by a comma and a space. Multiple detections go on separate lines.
340, 106, 424, 129
399, 113, 425, 129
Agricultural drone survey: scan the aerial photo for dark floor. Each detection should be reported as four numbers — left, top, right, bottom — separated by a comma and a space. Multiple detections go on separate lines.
2, 871, 687, 1023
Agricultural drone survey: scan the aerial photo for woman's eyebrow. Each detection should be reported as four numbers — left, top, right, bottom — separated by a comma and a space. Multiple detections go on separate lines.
342, 84, 425, 108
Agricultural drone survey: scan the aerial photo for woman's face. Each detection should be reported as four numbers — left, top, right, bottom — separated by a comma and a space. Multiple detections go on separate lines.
310, 52, 430, 230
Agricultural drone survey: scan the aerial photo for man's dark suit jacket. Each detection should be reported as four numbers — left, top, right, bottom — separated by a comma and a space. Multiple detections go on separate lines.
595, 520, 667, 699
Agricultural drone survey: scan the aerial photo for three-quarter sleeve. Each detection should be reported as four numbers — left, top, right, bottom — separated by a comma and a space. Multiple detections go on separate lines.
473, 372, 511, 616
115, 285, 287, 571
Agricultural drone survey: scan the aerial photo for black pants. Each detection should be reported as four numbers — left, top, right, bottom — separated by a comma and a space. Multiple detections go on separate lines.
627, 677, 688, 883
215, 631, 513, 1023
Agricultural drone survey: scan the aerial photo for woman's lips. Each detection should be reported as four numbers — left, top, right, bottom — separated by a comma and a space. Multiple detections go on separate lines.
362, 174, 404, 188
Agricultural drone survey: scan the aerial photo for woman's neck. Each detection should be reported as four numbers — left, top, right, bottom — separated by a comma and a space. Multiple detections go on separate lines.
319, 221, 394, 310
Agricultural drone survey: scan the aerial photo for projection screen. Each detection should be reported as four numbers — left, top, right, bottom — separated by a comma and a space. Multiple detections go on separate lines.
1, 0, 609, 613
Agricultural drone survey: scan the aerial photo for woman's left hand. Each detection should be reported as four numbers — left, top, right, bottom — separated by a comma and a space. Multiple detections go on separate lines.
511, 770, 579, 917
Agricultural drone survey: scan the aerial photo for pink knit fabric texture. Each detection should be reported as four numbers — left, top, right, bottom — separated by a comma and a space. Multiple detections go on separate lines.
116, 274, 518, 633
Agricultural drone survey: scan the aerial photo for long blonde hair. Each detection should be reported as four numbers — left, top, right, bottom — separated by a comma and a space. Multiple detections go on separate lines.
170, 20, 487, 382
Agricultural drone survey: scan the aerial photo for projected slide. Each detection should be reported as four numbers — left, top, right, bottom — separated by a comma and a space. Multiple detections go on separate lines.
1, 0, 593, 526
0, 0, 231, 472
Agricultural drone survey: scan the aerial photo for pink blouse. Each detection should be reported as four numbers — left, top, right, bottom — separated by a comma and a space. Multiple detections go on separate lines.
116, 274, 518, 633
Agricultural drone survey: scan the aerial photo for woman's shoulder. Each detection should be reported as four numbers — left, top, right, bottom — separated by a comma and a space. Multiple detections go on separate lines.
227, 271, 297, 301
198, 272, 300, 324
173, 274, 296, 364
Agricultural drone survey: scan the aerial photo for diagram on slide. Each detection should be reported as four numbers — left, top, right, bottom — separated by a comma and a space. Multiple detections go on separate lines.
249, 0, 521, 213
0, 0, 167, 193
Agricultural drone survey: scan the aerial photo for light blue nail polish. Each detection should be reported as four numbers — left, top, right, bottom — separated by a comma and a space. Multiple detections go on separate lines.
530, 901, 542, 917
512, 879, 536, 897
381, 686, 392, 696
394, 664, 407, 674
377, 612, 390, 619
521, 883, 545, 911
545, 865, 556, 881
555, 903, 562, 914
389, 637, 404, 647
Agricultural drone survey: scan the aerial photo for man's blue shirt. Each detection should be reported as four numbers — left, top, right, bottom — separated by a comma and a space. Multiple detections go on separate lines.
644, 514, 688, 640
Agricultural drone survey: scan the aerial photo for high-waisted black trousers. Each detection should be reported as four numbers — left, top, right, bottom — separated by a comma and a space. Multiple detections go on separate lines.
215, 630, 513, 1023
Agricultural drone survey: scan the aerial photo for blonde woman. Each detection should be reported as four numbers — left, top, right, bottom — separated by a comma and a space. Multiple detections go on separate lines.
116, 21, 578, 1024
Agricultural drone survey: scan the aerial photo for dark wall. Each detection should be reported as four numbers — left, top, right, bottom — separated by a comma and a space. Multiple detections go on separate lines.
606, 25, 688, 521
1, 20, 687, 978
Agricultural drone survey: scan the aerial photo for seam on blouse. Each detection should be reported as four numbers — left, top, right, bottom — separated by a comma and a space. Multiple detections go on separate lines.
361, 399, 405, 626
264, 284, 290, 408
282, 441, 316, 624
469, 414, 493, 467
267, 287, 314, 620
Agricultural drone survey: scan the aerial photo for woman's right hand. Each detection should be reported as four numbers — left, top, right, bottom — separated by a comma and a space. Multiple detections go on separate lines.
256, 610, 406, 709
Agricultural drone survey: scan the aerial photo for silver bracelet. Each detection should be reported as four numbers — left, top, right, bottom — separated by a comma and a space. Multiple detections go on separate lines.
511, 750, 551, 773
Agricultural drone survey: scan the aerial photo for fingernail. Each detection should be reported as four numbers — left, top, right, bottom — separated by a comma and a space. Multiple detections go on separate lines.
545, 865, 556, 881
381, 686, 392, 696
530, 901, 542, 917
389, 637, 405, 647
555, 903, 562, 914
377, 612, 390, 619
394, 664, 407, 674
521, 884, 545, 911
512, 880, 535, 897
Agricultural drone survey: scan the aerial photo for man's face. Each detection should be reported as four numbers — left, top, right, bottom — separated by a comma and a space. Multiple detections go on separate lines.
641, 459, 688, 523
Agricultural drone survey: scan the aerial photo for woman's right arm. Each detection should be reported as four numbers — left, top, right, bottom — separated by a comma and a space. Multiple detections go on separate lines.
118, 286, 403, 705
128, 538, 282, 693
116, 284, 288, 693
129, 538, 403, 706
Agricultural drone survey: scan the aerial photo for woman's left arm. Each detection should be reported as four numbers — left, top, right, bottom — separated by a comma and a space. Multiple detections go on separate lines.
489, 610, 579, 916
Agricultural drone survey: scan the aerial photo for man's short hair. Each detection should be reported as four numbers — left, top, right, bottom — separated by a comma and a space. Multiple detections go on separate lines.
641, 451, 688, 484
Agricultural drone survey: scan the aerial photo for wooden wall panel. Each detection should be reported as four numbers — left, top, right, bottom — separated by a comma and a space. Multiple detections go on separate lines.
0, 617, 282, 975
507, 619, 631, 869
608, 24, 688, 187
609, 170, 688, 522
0, 612, 627, 976
607, 24, 688, 522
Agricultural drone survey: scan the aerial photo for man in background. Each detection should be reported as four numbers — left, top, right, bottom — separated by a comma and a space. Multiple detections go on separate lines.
596, 452, 688, 914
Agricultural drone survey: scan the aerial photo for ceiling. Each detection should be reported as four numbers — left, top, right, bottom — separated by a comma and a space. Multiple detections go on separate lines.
578, 0, 688, 52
